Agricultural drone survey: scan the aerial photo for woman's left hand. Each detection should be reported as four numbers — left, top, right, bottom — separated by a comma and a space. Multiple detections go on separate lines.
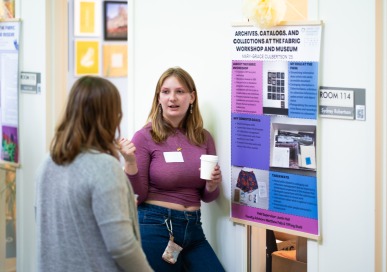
206, 165, 222, 192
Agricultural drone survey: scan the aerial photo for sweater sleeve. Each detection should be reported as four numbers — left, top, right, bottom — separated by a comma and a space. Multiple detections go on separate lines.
92, 160, 153, 272
126, 129, 151, 204
200, 130, 221, 202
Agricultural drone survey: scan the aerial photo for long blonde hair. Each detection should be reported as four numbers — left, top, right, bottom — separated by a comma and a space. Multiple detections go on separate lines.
50, 76, 122, 164
147, 67, 205, 145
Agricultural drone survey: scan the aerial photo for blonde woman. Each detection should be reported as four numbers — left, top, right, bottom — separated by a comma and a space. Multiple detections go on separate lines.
120, 67, 225, 271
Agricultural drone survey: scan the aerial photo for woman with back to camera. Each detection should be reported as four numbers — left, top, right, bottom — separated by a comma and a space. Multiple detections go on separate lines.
119, 67, 225, 271
35, 76, 153, 272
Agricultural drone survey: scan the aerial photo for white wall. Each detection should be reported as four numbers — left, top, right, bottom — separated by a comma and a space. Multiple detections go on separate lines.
131, 1, 247, 270
132, 0, 383, 271
312, 1, 377, 271
14, 0, 386, 271
17, 0, 47, 271
67, 0, 130, 138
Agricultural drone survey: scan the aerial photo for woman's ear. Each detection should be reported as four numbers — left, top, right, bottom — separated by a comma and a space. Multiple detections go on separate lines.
190, 91, 196, 103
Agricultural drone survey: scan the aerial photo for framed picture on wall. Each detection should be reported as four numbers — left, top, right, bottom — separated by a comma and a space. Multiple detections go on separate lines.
74, 0, 101, 37
103, 44, 128, 77
103, 1, 128, 41
75, 40, 100, 76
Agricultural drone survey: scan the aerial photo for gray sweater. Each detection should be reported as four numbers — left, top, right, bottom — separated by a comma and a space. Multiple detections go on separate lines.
35, 151, 153, 272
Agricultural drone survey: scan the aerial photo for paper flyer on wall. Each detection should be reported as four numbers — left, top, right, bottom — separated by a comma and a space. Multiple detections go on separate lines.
0, 21, 20, 163
230, 23, 321, 239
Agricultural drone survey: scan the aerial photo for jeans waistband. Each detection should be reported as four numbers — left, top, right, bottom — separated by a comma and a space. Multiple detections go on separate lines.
138, 203, 201, 220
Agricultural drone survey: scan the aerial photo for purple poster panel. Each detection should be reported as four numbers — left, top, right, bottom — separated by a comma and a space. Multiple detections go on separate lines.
231, 113, 270, 170
231, 203, 318, 235
1, 125, 18, 163
231, 60, 263, 114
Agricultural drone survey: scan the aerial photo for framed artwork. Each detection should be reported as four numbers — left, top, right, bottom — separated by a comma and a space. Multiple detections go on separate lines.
75, 40, 100, 76
103, 44, 128, 77
103, 1, 128, 41
284, 0, 308, 21
74, 0, 101, 37
0, 0, 15, 19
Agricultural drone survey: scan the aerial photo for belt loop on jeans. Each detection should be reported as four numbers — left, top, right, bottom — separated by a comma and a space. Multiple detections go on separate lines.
167, 208, 171, 219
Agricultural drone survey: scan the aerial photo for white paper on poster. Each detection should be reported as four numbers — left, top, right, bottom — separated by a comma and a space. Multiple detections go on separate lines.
1, 53, 18, 126
272, 147, 290, 168
299, 145, 316, 169
258, 182, 267, 198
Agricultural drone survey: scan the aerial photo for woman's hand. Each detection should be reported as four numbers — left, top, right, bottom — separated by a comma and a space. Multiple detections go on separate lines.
206, 165, 222, 192
119, 138, 138, 175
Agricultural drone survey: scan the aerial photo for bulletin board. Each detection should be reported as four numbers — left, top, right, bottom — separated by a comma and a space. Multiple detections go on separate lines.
0, 20, 20, 166
230, 21, 322, 240
0, 19, 20, 272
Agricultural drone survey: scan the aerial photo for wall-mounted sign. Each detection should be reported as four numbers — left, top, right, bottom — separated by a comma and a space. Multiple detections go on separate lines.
319, 86, 366, 120
20, 72, 41, 94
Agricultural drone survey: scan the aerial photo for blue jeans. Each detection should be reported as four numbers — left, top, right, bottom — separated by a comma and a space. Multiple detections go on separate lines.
137, 203, 225, 272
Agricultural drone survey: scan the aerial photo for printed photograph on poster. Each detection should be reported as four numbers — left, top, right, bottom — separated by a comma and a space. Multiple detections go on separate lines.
232, 166, 269, 210
270, 116, 316, 172
75, 40, 100, 76
74, 0, 101, 37
103, 44, 128, 77
262, 61, 289, 116
1, 126, 18, 163
103, 1, 128, 41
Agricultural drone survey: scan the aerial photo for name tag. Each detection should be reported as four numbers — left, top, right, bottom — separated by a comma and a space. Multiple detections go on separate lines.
163, 152, 184, 163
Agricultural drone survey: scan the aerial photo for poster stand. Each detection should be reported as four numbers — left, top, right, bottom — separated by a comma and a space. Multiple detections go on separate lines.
0, 163, 17, 272
230, 21, 322, 240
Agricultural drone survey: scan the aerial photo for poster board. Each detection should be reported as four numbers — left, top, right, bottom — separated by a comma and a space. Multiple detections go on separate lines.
230, 21, 322, 240
0, 20, 20, 166
0, 19, 19, 272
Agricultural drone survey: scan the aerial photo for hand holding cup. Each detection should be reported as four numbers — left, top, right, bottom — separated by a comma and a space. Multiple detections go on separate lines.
200, 155, 222, 192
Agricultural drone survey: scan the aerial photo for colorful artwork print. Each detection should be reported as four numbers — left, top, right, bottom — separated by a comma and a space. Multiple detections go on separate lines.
1, 126, 18, 163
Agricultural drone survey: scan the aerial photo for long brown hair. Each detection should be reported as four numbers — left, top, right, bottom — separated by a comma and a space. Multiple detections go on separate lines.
50, 76, 123, 165
147, 67, 205, 145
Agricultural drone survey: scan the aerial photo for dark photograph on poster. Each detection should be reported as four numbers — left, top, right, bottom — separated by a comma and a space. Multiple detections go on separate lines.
103, 1, 128, 41
270, 118, 317, 172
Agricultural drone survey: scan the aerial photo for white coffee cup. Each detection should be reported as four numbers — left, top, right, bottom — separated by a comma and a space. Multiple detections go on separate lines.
200, 155, 219, 180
